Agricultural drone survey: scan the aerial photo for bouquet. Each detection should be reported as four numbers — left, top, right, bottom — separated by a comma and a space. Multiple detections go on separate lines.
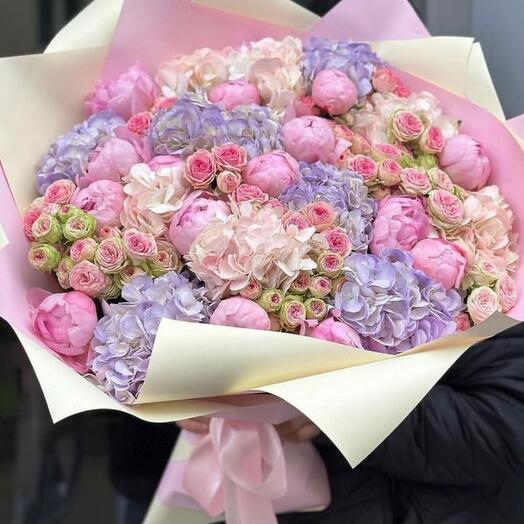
1, 0, 524, 522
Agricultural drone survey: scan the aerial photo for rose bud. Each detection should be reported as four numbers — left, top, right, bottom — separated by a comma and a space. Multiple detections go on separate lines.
123, 229, 158, 261
427, 189, 465, 231
62, 212, 96, 241
212, 143, 248, 172
32, 215, 62, 244
309, 275, 332, 298
348, 155, 378, 186
239, 280, 263, 301
257, 288, 284, 313
185, 149, 217, 189
210, 297, 271, 331
304, 297, 328, 321
400, 168, 432, 196
95, 237, 128, 274
208, 80, 261, 111
455, 312, 472, 332
391, 110, 424, 142
56, 257, 74, 289
289, 271, 311, 295
419, 125, 445, 154
44, 179, 76, 205
311, 69, 358, 116
68, 260, 111, 298
70, 237, 98, 263
279, 299, 306, 332
28, 243, 61, 272
306, 317, 362, 347
467, 286, 501, 325
127, 111, 153, 136
303, 201, 337, 232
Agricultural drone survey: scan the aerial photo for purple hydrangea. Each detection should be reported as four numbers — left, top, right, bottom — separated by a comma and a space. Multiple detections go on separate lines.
149, 96, 282, 158
279, 161, 376, 252
89, 272, 206, 404
302, 38, 382, 97
334, 249, 463, 354
36, 110, 125, 194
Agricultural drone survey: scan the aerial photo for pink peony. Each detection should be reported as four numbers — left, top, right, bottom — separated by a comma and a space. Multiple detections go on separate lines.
185, 149, 217, 189
307, 317, 362, 347
68, 261, 111, 299
86, 65, 158, 120
411, 238, 467, 289
303, 201, 337, 232
216, 171, 242, 194
311, 69, 358, 116
439, 134, 491, 190
242, 151, 300, 197
72, 180, 125, 230
44, 180, 76, 205
370, 196, 430, 255
282, 116, 336, 164
84, 138, 140, 186
467, 286, 501, 325
208, 80, 261, 110
212, 143, 248, 172
210, 297, 270, 330
28, 289, 97, 372
232, 184, 270, 205
169, 192, 231, 255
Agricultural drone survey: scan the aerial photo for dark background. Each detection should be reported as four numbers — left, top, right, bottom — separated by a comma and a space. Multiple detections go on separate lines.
0, 1, 523, 523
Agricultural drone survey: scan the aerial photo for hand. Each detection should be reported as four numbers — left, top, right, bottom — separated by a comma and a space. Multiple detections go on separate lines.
176, 416, 210, 434
275, 415, 321, 443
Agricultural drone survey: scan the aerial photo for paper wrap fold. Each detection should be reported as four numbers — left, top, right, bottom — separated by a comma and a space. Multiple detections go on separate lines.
1, 0, 524, 486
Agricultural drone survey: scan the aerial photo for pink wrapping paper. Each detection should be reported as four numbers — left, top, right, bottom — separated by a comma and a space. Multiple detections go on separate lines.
508, 114, 524, 141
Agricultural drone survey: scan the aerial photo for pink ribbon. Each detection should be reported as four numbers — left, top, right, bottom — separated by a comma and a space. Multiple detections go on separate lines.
182, 418, 287, 524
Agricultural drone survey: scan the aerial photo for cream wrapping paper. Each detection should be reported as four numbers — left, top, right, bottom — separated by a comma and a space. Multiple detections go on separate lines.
0, 0, 522, 477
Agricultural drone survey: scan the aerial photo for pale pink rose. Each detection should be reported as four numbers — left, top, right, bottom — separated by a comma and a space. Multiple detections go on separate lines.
239, 280, 263, 300
309, 276, 332, 298
44, 180, 76, 204
72, 180, 125, 230
468, 254, 503, 287
391, 110, 424, 142
307, 317, 362, 347
467, 286, 501, 325
216, 171, 242, 194
212, 143, 248, 172
23, 207, 42, 240
208, 80, 261, 110
323, 228, 352, 257
496, 274, 518, 313
370, 196, 430, 254
311, 69, 358, 116
282, 116, 336, 164
169, 193, 231, 255
455, 312, 472, 332
68, 261, 110, 298
400, 168, 432, 195
393, 84, 412, 98
283, 212, 310, 232
232, 184, 270, 205
86, 65, 158, 120
428, 167, 454, 191
127, 111, 153, 136
94, 237, 128, 274
350, 133, 372, 155
97, 226, 121, 240
185, 149, 217, 189
242, 151, 300, 197
427, 189, 465, 230
28, 288, 97, 372
148, 155, 183, 170
419, 125, 445, 154
377, 159, 402, 186
283, 96, 321, 122
372, 143, 403, 160
70, 237, 98, 263
439, 134, 491, 190
119, 265, 148, 284
303, 202, 337, 232
123, 229, 158, 260
84, 138, 140, 186
372, 67, 400, 94
411, 238, 467, 289
210, 297, 270, 330
348, 155, 378, 185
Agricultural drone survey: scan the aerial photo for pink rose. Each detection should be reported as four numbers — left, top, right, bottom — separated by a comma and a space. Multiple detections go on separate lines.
428, 167, 454, 191
309, 276, 332, 298
239, 280, 263, 301
400, 168, 432, 195
307, 317, 362, 347
148, 155, 183, 171
70, 237, 98, 263
169, 193, 231, 255
282, 116, 336, 164
323, 228, 352, 257
23, 207, 42, 240
393, 85, 412, 98
467, 286, 501, 325
72, 180, 125, 230
439, 134, 491, 190
496, 274, 518, 313
391, 110, 424, 142
242, 151, 300, 197
232, 184, 270, 205
86, 65, 158, 120
208, 80, 261, 111
127, 111, 153, 136
68, 261, 110, 298
411, 238, 467, 289
210, 296, 270, 330
419, 125, 445, 154
28, 289, 97, 372
455, 312, 472, 332
84, 138, 140, 186
372, 143, 403, 160
372, 67, 400, 94
348, 155, 378, 185
44, 180, 76, 205
377, 159, 402, 186
123, 229, 158, 260
303, 202, 337, 232
152, 96, 177, 112
216, 171, 242, 194
427, 189, 465, 230
212, 143, 248, 172
311, 69, 358, 116
282, 212, 310, 232
317, 252, 343, 276
185, 149, 217, 189
94, 237, 128, 274
370, 196, 430, 255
